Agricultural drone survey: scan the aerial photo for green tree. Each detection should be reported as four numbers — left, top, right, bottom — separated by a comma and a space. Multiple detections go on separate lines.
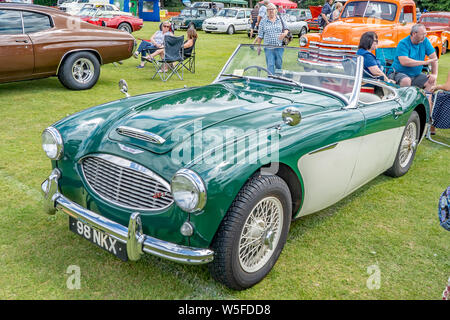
416, 0, 450, 11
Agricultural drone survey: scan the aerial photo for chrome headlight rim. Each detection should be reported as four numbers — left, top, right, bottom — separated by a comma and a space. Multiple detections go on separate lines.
299, 36, 308, 47
42, 126, 64, 160
171, 168, 207, 213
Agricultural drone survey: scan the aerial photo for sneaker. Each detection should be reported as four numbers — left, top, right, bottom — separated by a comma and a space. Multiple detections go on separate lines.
133, 52, 139, 59
136, 65, 145, 69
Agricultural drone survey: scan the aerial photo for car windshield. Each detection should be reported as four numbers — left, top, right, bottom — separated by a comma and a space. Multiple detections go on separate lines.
217, 45, 363, 104
180, 9, 197, 17
78, 8, 97, 16
341, 1, 397, 21
216, 9, 238, 18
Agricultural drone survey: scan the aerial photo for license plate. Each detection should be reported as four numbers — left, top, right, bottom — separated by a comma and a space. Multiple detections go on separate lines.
69, 216, 128, 261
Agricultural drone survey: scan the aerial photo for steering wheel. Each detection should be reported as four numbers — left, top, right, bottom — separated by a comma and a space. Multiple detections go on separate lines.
243, 65, 271, 77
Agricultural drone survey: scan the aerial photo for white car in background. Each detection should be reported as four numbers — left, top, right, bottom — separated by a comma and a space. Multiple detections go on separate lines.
246, 14, 309, 38
202, 7, 252, 34
59, 0, 111, 16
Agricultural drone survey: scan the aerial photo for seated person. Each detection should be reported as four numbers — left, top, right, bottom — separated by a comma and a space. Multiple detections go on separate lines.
134, 22, 174, 69
145, 28, 198, 71
356, 31, 392, 82
389, 24, 438, 91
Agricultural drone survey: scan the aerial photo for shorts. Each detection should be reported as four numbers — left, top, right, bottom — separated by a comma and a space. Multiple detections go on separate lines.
388, 71, 429, 88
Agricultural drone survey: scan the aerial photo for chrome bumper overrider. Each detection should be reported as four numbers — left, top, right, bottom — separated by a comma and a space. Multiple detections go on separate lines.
41, 168, 214, 265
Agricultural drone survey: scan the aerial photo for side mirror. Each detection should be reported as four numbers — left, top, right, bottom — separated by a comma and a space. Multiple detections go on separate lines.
119, 79, 130, 98
282, 107, 301, 126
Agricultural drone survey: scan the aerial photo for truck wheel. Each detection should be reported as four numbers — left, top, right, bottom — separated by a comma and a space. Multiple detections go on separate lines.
443, 41, 448, 55
58, 51, 100, 90
208, 174, 292, 290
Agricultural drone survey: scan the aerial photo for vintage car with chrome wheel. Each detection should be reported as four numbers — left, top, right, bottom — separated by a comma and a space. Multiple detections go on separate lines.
41, 44, 429, 290
0, 3, 136, 90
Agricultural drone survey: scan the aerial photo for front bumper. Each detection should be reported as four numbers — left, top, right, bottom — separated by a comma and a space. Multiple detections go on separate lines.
41, 168, 214, 265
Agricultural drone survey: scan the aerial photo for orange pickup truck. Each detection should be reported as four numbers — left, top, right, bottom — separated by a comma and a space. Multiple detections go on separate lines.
300, 0, 443, 64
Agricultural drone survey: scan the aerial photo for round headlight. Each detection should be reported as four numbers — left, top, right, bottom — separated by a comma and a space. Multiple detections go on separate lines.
42, 127, 63, 160
171, 169, 207, 213
299, 36, 308, 47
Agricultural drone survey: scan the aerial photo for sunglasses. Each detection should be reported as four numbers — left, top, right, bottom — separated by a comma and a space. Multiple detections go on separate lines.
163, 25, 170, 28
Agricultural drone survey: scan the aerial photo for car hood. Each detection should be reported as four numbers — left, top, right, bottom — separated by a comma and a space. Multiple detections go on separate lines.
323, 19, 399, 46
107, 81, 342, 154
205, 17, 235, 23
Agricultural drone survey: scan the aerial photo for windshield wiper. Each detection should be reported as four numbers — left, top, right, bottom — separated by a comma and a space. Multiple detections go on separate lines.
267, 74, 303, 91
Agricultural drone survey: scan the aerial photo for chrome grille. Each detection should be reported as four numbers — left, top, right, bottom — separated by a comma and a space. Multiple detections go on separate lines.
309, 41, 358, 62
81, 155, 173, 211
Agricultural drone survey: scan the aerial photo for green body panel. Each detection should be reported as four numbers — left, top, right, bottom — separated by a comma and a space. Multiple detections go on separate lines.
51, 78, 429, 249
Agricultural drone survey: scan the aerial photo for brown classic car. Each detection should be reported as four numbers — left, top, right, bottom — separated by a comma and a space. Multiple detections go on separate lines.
0, 3, 136, 90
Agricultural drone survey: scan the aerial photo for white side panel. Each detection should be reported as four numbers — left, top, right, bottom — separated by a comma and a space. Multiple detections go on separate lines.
297, 137, 362, 217
346, 126, 405, 195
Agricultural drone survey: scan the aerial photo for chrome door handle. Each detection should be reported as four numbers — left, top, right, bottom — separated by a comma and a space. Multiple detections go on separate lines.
15, 39, 28, 43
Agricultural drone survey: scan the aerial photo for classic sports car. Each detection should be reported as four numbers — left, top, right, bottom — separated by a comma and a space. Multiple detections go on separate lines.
0, 3, 136, 90
41, 44, 430, 290
170, 7, 214, 30
79, 8, 143, 33
202, 7, 252, 34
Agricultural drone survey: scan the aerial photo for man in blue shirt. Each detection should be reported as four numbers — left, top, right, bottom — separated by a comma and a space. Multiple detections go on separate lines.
390, 24, 438, 91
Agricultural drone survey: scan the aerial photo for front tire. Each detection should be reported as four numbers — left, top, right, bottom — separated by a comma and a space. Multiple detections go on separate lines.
209, 174, 292, 290
227, 25, 235, 35
385, 111, 420, 177
58, 51, 100, 90
299, 26, 307, 37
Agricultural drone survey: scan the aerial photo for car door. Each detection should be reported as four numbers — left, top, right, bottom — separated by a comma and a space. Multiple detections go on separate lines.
0, 9, 33, 82
236, 10, 246, 30
22, 10, 57, 76
346, 89, 405, 195
396, 4, 415, 44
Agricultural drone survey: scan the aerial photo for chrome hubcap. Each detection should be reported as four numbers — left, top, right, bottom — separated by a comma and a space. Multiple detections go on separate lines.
399, 122, 417, 168
72, 58, 94, 84
239, 197, 283, 273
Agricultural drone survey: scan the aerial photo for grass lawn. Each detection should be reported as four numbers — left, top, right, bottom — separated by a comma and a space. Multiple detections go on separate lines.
0, 22, 448, 300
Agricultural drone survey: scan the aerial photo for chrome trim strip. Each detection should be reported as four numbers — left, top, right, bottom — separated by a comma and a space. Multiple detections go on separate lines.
310, 41, 358, 49
345, 55, 363, 109
41, 173, 214, 265
79, 154, 173, 211
116, 126, 166, 145
308, 142, 338, 155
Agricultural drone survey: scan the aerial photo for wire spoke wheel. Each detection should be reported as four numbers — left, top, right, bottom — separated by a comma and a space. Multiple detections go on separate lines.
398, 121, 417, 168
238, 196, 283, 273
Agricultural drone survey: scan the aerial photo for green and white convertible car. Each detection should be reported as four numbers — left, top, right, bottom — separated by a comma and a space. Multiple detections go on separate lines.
41, 45, 429, 290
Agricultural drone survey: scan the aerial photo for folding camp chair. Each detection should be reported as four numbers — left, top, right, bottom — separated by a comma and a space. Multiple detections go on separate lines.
426, 90, 450, 147
181, 40, 196, 73
150, 35, 184, 82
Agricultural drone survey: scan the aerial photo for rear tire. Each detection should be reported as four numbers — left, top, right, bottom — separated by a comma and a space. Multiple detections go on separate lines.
299, 26, 307, 37
385, 111, 420, 177
208, 174, 292, 290
118, 22, 132, 33
58, 51, 100, 90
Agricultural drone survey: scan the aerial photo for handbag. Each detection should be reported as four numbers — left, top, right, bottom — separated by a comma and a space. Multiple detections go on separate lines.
279, 14, 293, 46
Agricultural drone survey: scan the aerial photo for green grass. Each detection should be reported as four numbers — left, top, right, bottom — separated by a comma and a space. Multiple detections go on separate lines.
0, 22, 449, 299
